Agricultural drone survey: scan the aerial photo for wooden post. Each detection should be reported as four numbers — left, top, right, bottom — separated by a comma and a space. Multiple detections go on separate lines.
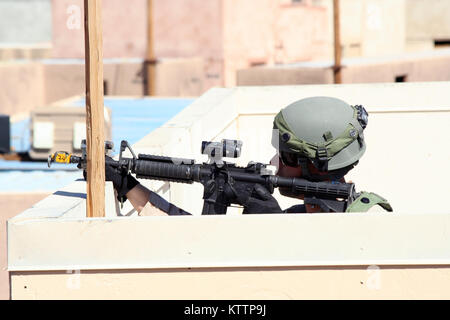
84, 0, 105, 218
333, 0, 342, 84
146, 0, 156, 95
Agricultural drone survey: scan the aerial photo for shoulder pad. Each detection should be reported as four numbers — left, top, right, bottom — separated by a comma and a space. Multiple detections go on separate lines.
346, 191, 393, 213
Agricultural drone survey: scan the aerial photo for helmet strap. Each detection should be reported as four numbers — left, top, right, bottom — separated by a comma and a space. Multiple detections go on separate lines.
315, 146, 329, 171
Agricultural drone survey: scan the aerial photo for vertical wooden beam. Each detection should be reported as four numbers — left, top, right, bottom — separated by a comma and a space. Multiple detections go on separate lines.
84, 0, 105, 218
333, 0, 342, 84
146, 0, 156, 95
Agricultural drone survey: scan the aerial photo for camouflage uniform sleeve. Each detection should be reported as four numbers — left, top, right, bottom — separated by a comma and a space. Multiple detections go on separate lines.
147, 191, 192, 216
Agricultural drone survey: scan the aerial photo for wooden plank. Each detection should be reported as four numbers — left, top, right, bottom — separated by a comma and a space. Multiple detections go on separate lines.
84, 0, 105, 217
333, 0, 342, 84
146, 0, 156, 95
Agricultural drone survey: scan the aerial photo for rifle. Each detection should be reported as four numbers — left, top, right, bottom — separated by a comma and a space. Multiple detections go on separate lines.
48, 139, 356, 214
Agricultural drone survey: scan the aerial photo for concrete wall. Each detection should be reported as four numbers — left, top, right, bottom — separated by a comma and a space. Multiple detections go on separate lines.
223, 0, 276, 86
4, 0, 450, 96
8, 181, 450, 300
0, 58, 203, 116
317, 0, 406, 59
0, 193, 50, 300
406, 0, 450, 51
223, 0, 328, 86
43, 58, 203, 101
154, 0, 223, 90
43, 60, 146, 104
0, 62, 45, 116
153, 0, 329, 87
237, 49, 450, 85
51, 0, 147, 59
0, 0, 329, 98
0, 0, 52, 45
237, 64, 334, 86
35, 0, 217, 91
51, 0, 222, 90
275, 2, 329, 62
342, 51, 450, 83
0, 61, 141, 116
10, 266, 450, 299
0, 0, 52, 60
154, 58, 204, 96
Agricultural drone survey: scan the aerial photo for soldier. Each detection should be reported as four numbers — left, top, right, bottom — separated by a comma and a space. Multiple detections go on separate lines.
105, 96, 392, 215
269, 96, 392, 213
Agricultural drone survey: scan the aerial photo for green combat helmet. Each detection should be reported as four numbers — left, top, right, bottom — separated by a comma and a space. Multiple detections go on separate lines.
272, 96, 393, 212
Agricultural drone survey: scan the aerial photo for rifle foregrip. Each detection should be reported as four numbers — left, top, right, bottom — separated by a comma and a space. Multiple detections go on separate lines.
273, 176, 354, 199
133, 159, 195, 184
292, 180, 352, 198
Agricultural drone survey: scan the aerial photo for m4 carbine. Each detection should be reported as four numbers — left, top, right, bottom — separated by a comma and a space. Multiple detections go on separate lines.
48, 139, 356, 214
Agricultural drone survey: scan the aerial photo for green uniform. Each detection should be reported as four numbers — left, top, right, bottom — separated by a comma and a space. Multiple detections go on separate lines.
346, 191, 393, 212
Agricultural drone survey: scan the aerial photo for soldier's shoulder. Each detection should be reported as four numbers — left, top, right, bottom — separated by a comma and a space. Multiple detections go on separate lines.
346, 191, 393, 213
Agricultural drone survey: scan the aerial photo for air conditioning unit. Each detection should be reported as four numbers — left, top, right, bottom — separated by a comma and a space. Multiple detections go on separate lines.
28, 106, 112, 160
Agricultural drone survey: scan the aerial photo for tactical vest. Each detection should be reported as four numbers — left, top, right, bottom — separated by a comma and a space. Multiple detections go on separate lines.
345, 191, 393, 213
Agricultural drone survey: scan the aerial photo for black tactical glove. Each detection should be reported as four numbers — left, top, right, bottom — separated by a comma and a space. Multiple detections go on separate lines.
83, 156, 140, 202
235, 183, 283, 214
106, 165, 139, 202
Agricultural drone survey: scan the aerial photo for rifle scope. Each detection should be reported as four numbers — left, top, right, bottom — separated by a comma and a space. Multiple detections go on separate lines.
201, 139, 242, 159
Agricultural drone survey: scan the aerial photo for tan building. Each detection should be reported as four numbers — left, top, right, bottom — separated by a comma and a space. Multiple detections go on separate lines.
0, 0, 333, 116
237, 48, 450, 85
3, 1, 450, 114
406, 0, 450, 52
49, 0, 330, 88
315, 0, 406, 59
45, 0, 450, 89
316, 0, 450, 58
238, 0, 450, 86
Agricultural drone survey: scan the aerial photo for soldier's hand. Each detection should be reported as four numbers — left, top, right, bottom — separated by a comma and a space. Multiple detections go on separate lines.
235, 183, 282, 214
104, 155, 140, 200
84, 156, 140, 202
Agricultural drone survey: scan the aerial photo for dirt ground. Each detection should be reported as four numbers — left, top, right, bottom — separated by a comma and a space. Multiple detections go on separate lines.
0, 193, 50, 300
